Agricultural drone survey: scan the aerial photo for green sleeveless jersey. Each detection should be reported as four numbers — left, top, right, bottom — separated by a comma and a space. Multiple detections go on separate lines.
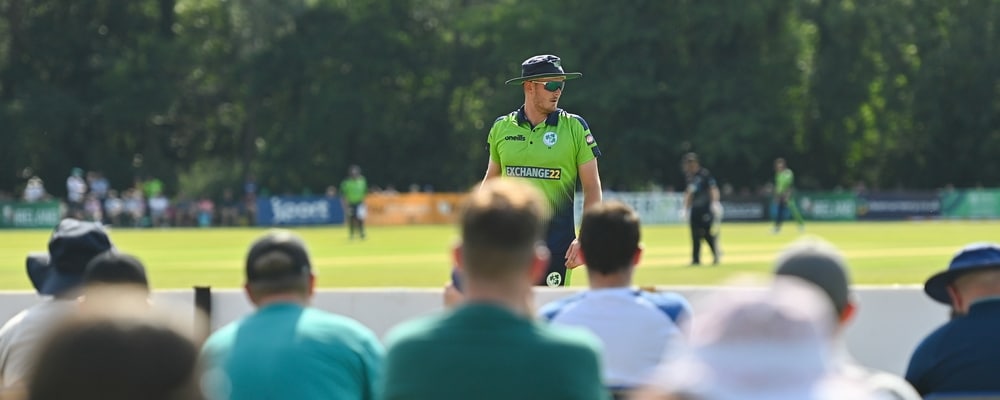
487, 107, 601, 216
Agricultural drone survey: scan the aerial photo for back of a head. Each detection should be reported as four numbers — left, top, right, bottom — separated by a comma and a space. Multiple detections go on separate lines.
460, 179, 550, 280
245, 230, 313, 297
774, 238, 851, 319
579, 201, 640, 275
83, 251, 150, 292
27, 316, 202, 400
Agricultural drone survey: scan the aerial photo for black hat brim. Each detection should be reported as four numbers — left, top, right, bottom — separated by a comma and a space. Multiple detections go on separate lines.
505, 72, 583, 85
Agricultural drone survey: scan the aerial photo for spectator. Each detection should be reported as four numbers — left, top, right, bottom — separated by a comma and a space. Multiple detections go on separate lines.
906, 243, 1000, 396
636, 277, 883, 400
65, 168, 87, 219
83, 193, 102, 222
0, 219, 114, 391
103, 190, 124, 227
87, 171, 110, 223
149, 192, 170, 227
200, 230, 383, 400
78, 252, 151, 315
22, 177, 46, 203
379, 179, 608, 400
123, 189, 146, 227
82, 252, 149, 292
538, 201, 692, 397
219, 189, 240, 227
774, 238, 921, 400
196, 197, 214, 228
25, 307, 202, 400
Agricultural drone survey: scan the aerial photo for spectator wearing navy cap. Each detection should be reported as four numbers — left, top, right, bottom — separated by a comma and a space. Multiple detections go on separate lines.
199, 230, 383, 400
0, 219, 114, 391
905, 243, 1000, 396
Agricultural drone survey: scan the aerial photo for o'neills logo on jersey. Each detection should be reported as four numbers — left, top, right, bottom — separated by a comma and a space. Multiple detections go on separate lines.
505, 166, 562, 180
504, 134, 526, 141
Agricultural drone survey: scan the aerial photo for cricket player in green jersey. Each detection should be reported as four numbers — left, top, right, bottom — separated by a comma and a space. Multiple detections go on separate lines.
773, 158, 804, 233
481, 54, 603, 287
340, 165, 368, 240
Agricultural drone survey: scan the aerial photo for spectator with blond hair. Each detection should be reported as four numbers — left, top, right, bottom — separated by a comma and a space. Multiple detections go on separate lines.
380, 179, 608, 400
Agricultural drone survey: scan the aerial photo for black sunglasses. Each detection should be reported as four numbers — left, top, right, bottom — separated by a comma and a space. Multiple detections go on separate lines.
531, 81, 565, 92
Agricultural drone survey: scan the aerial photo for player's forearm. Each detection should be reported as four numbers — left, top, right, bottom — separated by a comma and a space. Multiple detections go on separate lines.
711, 187, 720, 203
582, 184, 602, 210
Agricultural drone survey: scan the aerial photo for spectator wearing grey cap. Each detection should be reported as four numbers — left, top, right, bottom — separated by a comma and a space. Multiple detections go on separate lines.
199, 230, 383, 400
0, 219, 114, 392
905, 243, 1000, 397
774, 238, 921, 400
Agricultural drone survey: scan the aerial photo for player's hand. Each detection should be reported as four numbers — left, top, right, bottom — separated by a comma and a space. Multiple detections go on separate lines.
564, 239, 584, 269
678, 208, 688, 222
711, 201, 723, 218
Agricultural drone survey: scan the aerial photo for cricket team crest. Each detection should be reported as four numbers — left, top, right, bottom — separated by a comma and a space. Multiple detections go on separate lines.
543, 132, 558, 147
545, 271, 562, 287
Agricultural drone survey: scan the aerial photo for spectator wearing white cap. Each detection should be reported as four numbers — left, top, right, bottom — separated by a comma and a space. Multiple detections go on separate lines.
635, 277, 885, 400
774, 238, 920, 400
538, 201, 691, 397
906, 243, 1000, 397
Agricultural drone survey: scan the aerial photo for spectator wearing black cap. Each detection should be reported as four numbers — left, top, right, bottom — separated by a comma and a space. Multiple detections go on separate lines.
199, 230, 383, 400
681, 152, 721, 266
380, 179, 608, 400
905, 243, 1000, 396
0, 219, 113, 391
479, 54, 603, 287
774, 238, 920, 400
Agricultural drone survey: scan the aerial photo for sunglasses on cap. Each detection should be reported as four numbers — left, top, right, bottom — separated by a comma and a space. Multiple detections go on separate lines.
531, 81, 565, 92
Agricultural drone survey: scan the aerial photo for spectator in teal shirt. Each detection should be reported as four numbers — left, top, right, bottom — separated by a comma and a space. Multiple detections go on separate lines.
200, 230, 383, 400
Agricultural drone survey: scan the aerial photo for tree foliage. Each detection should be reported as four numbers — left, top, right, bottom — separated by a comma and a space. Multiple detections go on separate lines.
1, 0, 998, 197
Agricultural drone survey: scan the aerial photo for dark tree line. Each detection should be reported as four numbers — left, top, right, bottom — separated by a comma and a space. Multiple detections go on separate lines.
1, 0, 997, 198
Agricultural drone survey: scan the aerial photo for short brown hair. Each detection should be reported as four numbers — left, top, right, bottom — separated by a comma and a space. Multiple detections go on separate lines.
579, 201, 640, 275
459, 179, 550, 280
28, 316, 202, 400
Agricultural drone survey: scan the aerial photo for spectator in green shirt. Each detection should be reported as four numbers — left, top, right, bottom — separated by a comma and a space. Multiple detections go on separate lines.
340, 165, 368, 240
773, 157, 804, 233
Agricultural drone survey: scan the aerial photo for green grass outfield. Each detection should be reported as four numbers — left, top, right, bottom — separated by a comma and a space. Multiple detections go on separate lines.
0, 221, 995, 290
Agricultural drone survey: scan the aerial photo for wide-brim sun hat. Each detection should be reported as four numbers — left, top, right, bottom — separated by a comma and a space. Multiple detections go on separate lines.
504, 54, 582, 85
924, 242, 1000, 304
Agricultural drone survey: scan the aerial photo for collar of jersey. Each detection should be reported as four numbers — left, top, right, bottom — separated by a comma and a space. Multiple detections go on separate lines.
581, 287, 642, 298
516, 106, 562, 127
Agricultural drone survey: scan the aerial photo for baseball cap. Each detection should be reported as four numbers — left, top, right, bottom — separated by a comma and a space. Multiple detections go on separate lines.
774, 238, 851, 316
924, 242, 1000, 304
647, 277, 840, 400
83, 251, 149, 289
245, 230, 312, 283
27, 219, 114, 296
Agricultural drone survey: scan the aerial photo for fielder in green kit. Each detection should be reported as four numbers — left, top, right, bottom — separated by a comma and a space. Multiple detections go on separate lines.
773, 157, 804, 233
481, 54, 603, 287
340, 165, 368, 240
